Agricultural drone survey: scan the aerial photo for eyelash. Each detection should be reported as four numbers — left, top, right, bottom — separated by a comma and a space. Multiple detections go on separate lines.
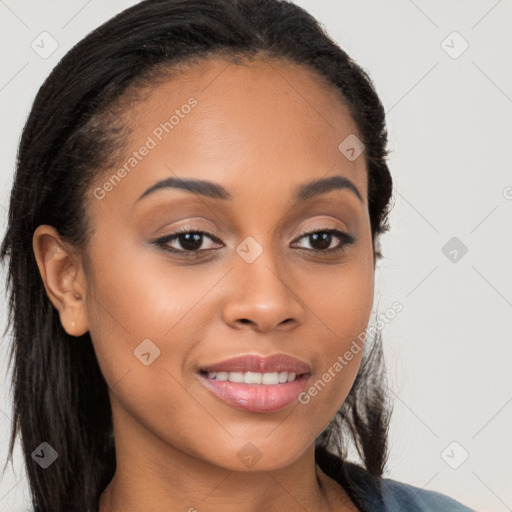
153, 226, 355, 258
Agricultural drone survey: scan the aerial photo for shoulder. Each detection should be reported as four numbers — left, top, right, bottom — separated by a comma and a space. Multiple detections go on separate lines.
314, 446, 474, 511
379, 476, 476, 511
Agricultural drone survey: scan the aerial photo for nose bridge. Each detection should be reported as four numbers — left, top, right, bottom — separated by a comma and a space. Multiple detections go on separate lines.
221, 234, 304, 331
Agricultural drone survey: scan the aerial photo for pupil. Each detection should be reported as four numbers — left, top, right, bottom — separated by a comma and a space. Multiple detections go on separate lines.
180, 233, 203, 251
311, 232, 331, 250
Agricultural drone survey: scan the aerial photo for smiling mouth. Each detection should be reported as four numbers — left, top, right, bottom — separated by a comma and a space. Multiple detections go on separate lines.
197, 353, 312, 412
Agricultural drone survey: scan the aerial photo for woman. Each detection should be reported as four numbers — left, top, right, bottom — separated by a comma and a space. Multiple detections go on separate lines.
1, 0, 475, 510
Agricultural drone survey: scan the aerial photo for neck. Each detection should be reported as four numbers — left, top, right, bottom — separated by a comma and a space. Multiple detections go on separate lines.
98, 404, 355, 512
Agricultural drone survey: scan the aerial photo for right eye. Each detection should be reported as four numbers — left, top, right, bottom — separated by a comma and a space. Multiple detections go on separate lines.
153, 229, 223, 257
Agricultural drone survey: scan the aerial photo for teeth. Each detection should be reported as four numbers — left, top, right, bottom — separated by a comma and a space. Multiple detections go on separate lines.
227, 371, 244, 383
244, 371, 262, 384
278, 371, 288, 383
206, 371, 298, 384
262, 372, 279, 385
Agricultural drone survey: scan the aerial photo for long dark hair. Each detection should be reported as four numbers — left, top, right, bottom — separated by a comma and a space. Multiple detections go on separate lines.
1, 1, 393, 510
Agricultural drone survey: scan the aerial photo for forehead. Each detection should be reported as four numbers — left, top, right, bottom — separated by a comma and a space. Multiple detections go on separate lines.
91, 56, 367, 211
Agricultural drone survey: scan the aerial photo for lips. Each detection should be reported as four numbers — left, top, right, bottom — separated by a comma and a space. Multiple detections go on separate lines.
199, 354, 311, 413
197, 354, 312, 413
199, 353, 311, 375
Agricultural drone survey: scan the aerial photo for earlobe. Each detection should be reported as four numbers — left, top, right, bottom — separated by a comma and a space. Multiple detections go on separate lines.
32, 225, 89, 337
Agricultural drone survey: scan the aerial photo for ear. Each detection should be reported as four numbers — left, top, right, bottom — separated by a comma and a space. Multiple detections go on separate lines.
32, 225, 89, 337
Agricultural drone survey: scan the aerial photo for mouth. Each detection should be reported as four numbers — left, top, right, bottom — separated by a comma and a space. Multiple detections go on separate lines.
197, 353, 311, 413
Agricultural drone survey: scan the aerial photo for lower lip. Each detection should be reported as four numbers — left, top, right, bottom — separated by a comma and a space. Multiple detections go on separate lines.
198, 373, 310, 413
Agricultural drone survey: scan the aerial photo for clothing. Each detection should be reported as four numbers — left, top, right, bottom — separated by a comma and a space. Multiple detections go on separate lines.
315, 446, 476, 511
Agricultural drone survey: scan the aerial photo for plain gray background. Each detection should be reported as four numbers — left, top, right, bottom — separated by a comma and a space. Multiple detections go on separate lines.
1, 1, 511, 510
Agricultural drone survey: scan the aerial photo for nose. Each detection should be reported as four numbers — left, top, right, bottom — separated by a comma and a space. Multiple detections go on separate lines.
221, 249, 304, 333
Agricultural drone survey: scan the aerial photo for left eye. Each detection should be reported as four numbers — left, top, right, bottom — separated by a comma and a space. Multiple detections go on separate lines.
291, 229, 355, 253
154, 228, 355, 257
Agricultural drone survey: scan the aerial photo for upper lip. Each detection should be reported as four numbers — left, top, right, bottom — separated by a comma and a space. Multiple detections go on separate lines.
199, 354, 311, 374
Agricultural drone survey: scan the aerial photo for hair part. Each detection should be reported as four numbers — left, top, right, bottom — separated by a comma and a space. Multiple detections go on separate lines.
1, 1, 393, 510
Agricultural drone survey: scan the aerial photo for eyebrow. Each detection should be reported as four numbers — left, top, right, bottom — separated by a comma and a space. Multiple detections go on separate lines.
136, 174, 363, 204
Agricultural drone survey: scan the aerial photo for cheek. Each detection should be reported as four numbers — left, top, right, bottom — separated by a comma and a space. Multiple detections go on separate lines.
82, 234, 204, 385
82, 238, 222, 454
305, 249, 374, 346
298, 256, 374, 418
84, 230, 219, 336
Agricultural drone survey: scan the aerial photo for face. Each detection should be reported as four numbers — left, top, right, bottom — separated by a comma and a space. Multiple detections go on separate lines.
80, 57, 375, 472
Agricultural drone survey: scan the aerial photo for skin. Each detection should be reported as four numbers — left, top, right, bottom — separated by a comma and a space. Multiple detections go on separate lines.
33, 56, 375, 512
